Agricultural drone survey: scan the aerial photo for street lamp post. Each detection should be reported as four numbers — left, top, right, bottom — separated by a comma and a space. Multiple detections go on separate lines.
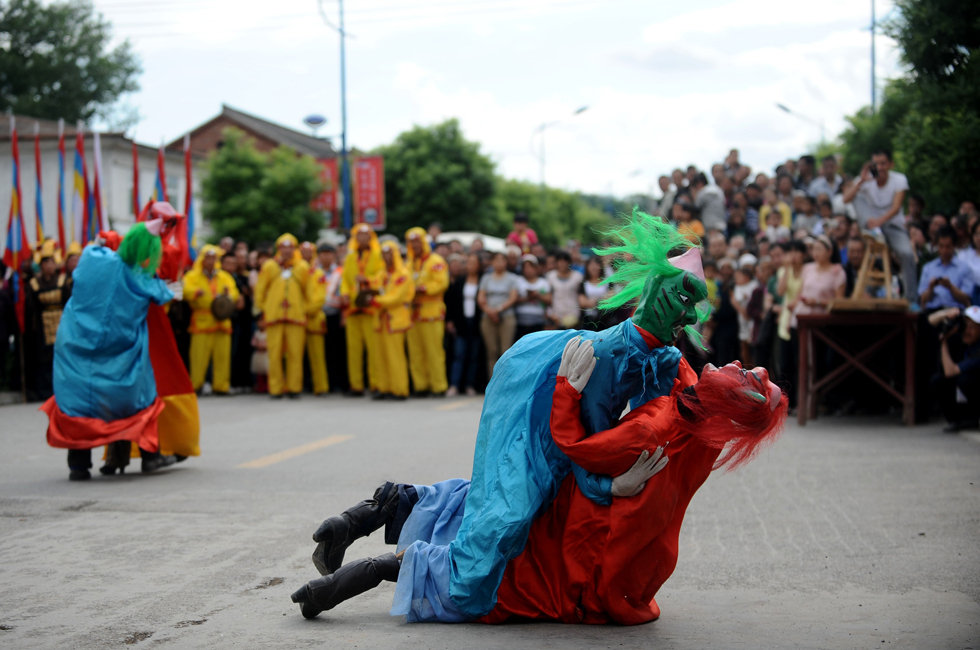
531, 105, 588, 211
775, 103, 825, 144
319, 0, 352, 231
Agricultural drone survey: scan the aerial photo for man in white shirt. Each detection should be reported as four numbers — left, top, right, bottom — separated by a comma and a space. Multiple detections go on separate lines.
843, 149, 917, 299
808, 155, 842, 198
692, 172, 727, 233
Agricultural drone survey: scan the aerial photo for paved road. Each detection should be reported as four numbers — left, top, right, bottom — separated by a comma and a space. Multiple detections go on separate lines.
0, 393, 977, 649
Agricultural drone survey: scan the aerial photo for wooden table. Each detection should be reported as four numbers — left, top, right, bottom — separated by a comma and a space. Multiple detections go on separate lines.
797, 311, 918, 426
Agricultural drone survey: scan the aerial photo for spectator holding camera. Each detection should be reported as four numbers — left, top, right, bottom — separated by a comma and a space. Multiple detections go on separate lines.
843, 148, 918, 299
931, 306, 980, 433
918, 227, 973, 312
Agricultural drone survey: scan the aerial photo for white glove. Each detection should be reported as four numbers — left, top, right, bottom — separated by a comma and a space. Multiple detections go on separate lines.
166, 281, 184, 301
556, 337, 596, 393
611, 446, 668, 497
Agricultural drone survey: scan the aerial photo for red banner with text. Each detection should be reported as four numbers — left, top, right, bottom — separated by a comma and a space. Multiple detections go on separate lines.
312, 157, 339, 228
353, 156, 385, 230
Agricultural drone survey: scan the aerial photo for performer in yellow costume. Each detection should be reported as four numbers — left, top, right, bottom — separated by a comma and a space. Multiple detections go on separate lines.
182, 245, 240, 395
301, 242, 330, 395
405, 227, 450, 396
340, 224, 383, 396
370, 242, 414, 400
255, 233, 310, 399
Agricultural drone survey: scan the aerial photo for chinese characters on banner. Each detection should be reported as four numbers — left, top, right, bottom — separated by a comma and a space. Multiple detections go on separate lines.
311, 156, 385, 230
352, 156, 385, 230
313, 158, 339, 228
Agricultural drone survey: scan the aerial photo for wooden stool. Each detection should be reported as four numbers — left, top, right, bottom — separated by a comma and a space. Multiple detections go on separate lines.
852, 234, 894, 299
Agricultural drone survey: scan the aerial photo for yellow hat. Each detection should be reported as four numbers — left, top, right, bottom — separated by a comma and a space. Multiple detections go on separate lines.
34, 239, 62, 265
65, 241, 83, 258
276, 233, 299, 248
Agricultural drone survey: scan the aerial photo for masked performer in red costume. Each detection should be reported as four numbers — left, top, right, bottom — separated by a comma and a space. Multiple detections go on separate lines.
291, 337, 785, 623
293, 211, 711, 620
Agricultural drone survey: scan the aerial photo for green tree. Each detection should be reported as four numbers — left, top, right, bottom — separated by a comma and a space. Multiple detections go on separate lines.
494, 178, 614, 247
373, 119, 498, 236
831, 0, 980, 214
0, 0, 141, 123
202, 128, 325, 246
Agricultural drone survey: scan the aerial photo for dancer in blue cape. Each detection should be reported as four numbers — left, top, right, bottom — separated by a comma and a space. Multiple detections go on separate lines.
42, 223, 177, 480
293, 209, 710, 621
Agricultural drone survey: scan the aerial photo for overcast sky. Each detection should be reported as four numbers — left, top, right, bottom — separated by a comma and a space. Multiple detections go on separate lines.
93, 0, 902, 198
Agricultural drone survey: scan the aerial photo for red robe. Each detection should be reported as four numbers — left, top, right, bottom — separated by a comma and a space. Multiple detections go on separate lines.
483, 363, 715, 625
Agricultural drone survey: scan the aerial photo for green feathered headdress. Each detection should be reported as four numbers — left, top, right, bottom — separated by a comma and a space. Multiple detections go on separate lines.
594, 207, 711, 344
118, 223, 162, 277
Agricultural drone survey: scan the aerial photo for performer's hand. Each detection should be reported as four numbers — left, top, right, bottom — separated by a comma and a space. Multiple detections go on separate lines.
611, 447, 668, 497
557, 337, 596, 393
166, 281, 184, 301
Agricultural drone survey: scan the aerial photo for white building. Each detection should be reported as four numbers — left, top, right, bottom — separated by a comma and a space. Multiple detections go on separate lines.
0, 115, 205, 258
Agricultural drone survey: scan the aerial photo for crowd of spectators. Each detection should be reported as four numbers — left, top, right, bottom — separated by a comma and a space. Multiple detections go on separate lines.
2, 146, 978, 432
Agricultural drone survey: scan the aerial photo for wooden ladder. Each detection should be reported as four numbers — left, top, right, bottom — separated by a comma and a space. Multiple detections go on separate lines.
852, 234, 894, 299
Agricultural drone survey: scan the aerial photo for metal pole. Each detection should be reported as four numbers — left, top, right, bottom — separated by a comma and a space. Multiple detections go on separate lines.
339, 0, 352, 231
871, 0, 877, 115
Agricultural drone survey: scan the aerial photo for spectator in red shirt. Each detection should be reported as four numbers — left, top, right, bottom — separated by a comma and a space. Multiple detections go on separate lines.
506, 212, 538, 254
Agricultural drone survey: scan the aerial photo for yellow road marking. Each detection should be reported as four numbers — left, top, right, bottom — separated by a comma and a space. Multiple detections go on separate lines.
238, 434, 353, 469
435, 399, 480, 411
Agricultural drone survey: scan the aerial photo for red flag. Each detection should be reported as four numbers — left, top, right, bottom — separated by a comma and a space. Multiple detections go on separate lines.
352, 156, 386, 229
92, 132, 105, 234
56, 119, 66, 251
33, 123, 44, 245
4, 117, 30, 332
154, 145, 167, 201
132, 140, 140, 218
313, 158, 340, 228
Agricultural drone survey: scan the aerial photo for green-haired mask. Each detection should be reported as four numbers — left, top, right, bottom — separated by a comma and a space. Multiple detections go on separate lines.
631, 268, 708, 343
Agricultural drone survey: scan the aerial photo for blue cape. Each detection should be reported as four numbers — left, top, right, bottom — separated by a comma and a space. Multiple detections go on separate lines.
53, 246, 173, 421
445, 319, 681, 617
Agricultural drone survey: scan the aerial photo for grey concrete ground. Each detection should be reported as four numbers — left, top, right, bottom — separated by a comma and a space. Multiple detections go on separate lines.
0, 393, 977, 649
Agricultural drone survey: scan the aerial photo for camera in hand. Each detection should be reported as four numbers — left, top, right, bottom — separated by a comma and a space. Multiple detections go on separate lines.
938, 314, 962, 338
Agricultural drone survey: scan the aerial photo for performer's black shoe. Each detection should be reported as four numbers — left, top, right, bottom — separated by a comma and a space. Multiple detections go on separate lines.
371, 392, 390, 401
411, 390, 430, 398
270, 393, 284, 400
141, 453, 177, 474
69, 469, 91, 481
390, 394, 407, 401
344, 390, 365, 398
312, 482, 400, 575
98, 464, 124, 476
291, 553, 400, 619
287, 392, 301, 400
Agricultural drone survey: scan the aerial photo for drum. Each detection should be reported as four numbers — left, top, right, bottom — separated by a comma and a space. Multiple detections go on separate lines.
210, 294, 236, 320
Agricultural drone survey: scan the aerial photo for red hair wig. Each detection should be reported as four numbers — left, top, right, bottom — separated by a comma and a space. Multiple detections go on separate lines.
677, 363, 788, 470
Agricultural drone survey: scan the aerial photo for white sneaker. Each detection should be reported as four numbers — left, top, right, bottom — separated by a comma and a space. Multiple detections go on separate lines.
465, 387, 477, 396
446, 386, 459, 397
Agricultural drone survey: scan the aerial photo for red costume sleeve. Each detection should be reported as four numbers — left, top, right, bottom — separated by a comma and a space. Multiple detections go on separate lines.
549, 357, 699, 476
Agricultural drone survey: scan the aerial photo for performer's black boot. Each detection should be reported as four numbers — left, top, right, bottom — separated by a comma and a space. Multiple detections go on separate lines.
291, 553, 400, 619
311, 482, 402, 575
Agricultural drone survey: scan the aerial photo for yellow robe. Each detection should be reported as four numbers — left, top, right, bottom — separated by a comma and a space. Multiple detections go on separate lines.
406, 251, 449, 394
255, 256, 310, 395
341, 236, 384, 393
373, 260, 414, 397
306, 265, 329, 394
183, 267, 240, 393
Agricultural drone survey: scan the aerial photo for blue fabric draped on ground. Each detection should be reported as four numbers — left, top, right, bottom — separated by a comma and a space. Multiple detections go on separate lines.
53, 245, 173, 420
390, 320, 682, 622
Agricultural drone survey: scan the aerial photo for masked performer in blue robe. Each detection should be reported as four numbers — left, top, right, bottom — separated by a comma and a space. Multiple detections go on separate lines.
294, 210, 712, 621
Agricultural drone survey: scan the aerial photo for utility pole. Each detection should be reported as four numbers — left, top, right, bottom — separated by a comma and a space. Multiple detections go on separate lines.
319, 0, 352, 230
